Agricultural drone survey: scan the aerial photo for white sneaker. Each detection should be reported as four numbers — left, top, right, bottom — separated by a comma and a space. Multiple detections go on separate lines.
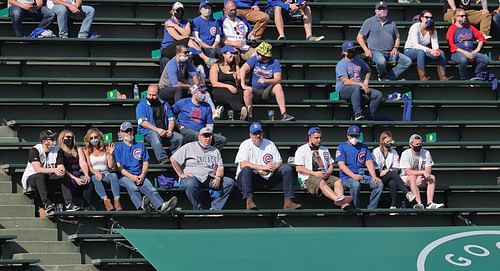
413, 203, 425, 209
483, 34, 492, 40
213, 106, 224, 120
427, 202, 445, 209
389, 206, 398, 216
240, 106, 248, 121
405, 191, 416, 203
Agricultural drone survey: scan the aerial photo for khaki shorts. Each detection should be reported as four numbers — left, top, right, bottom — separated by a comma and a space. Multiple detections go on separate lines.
304, 175, 339, 196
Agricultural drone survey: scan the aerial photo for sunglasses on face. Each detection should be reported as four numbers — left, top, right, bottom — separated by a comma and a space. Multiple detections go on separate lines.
123, 129, 133, 133
423, 16, 433, 19
457, 14, 467, 17
201, 134, 213, 138
90, 136, 99, 140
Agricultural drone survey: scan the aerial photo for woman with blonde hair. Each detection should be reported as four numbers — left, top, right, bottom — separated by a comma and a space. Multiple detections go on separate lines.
57, 129, 92, 211
372, 131, 417, 211
83, 128, 122, 211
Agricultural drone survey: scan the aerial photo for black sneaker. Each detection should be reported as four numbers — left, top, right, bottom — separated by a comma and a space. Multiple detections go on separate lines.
141, 196, 152, 213
281, 113, 295, 121
354, 114, 365, 121
65, 203, 81, 212
160, 196, 178, 214
44, 204, 56, 216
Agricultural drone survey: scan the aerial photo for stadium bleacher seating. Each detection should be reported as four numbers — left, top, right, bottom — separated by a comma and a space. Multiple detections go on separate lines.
0, 0, 498, 269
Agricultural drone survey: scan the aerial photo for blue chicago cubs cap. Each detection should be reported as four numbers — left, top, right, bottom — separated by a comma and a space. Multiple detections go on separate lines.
199, 0, 210, 8
249, 122, 263, 134
220, 45, 237, 54
347, 125, 361, 135
187, 48, 202, 55
341, 41, 358, 51
308, 127, 321, 136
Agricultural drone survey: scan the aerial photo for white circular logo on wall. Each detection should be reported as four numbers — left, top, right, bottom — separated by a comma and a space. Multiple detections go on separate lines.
417, 230, 500, 271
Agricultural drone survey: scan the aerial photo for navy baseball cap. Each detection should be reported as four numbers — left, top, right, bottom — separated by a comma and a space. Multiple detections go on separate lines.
199, 0, 210, 8
341, 41, 358, 51
308, 127, 321, 136
347, 125, 361, 136
220, 45, 237, 54
375, 1, 387, 9
187, 48, 202, 55
249, 122, 263, 134
39, 129, 56, 141
120, 121, 133, 131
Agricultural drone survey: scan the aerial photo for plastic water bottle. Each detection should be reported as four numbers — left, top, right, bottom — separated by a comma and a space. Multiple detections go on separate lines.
133, 84, 139, 100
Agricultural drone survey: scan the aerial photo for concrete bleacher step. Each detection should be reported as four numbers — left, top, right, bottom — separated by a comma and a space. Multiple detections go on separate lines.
0, 217, 55, 229
0, 229, 59, 241
0, 181, 11, 193
0, 205, 35, 217
3, 241, 79, 258
13, 252, 81, 265
0, 192, 32, 205
29, 265, 99, 271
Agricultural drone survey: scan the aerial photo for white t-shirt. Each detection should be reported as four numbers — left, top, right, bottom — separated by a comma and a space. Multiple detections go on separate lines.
47, 0, 76, 9
372, 147, 400, 171
234, 138, 281, 180
294, 144, 334, 183
399, 147, 434, 177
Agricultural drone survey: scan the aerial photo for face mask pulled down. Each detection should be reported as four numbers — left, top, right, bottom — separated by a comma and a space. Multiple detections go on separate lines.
375, 9, 387, 18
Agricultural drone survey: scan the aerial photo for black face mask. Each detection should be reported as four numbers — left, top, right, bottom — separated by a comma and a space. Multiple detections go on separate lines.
148, 98, 161, 106
63, 139, 74, 148
228, 11, 237, 19
174, 9, 184, 19
346, 50, 356, 59
411, 145, 422, 152
383, 143, 393, 149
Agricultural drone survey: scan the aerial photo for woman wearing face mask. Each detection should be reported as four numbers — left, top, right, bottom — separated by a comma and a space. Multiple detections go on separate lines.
445, 9, 489, 80
192, 1, 221, 60
372, 131, 417, 212
83, 128, 122, 211
210, 45, 247, 120
404, 10, 451, 81
57, 130, 93, 211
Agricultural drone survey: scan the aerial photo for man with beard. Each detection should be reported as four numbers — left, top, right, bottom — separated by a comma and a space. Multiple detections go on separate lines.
136, 84, 183, 164
294, 127, 353, 210
336, 40, 383, 121
235, 122, 301, 210
170, 126, 235, 210
113, 122, 178, 213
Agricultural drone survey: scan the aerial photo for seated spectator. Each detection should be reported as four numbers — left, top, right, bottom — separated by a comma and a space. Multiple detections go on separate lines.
235, 122, 302, 210
136, 84, 183, 164
357, 1, 411, 80
219, 0, 256, 61
170, 127, 235, 210
294, 127, 353, 210
192, 0, 221, 59
240, 42, 295, 121
443, 0, 491, 40
210, 45, 248, 120
336, 125, 383, 209
57, 129, 93, 210
83, 128, 122, 211
159, 44, 200, 104
47, 0, 95, 38
21, 130, 74, 216
493, 7, 500, 40
234, 0, 269, 40
399, 134, 445, 209
8, 0, 55, 37
372, 131, 417, 211
265, 0, 324, 41
113, 122, 178, 213
160, 2, 215, 68
446, 9, 489, 80
404, 10, 451, 80
173, 84, 227, 150
336, 41, 383, 121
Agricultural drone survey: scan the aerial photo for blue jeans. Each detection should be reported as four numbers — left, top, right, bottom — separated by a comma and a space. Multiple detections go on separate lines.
451, 51, 490, 80
9, 6, 55, 37
493, 13, 500, 40
180, 127, 227, 150
92, 172, 121, 199
372, 50, 412, 80
339, 85, 383, 119
118, 176, 164, 210
237, 165, 296, 199
144, 130, 183, 162
52, 4, 94, 38
181, 176, 235, 210
404, 48, 446, 68
341, 176, 383, 209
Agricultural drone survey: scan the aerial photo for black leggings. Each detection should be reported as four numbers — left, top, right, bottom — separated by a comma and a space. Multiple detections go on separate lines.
212, 87, 244, 111
27, 173, 73, 206
378, 170, 408, 206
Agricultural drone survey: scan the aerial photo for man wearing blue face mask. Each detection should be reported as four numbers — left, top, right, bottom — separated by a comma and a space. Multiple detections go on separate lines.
170, 126, 234, 210
172, 84, 227, 150
336, 125, 383, 209
357, 1, 412, 81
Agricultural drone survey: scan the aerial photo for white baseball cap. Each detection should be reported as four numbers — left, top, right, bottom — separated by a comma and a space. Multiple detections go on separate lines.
172, 2, 184, 11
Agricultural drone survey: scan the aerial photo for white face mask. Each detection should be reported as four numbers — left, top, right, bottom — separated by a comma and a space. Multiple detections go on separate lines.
201, 8, 211, 17
349, 137, 359, 145
179, 55, 189, 62
196, 93, 206, 102
90, 138, 100, 146
123, 134, 134, 143
198, 140, 210, 149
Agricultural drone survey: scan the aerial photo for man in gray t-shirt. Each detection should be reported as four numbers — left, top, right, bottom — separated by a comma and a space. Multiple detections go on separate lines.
356, 1, 411, 80
170, 127, 235, 210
